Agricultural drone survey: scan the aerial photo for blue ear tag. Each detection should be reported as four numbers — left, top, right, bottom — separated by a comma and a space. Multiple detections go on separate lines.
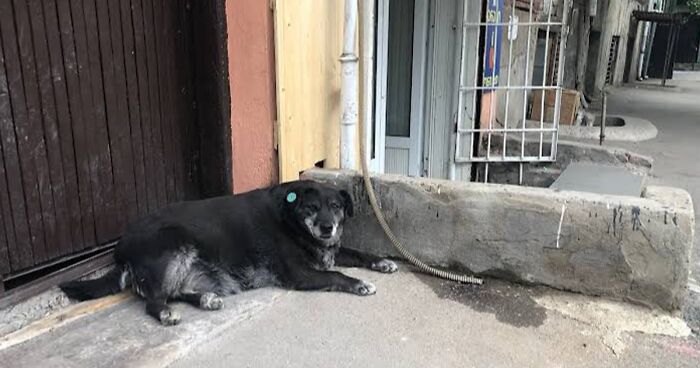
286, 192, 297, 203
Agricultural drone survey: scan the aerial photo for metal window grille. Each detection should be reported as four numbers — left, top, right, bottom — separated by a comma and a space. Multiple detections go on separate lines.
606, 35, 620, 85
549, 33, 561, 85
455, 0, 570, 183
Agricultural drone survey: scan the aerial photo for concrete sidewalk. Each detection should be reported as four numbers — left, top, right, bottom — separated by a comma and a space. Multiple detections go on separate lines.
0, 267, 697, 368
171, 268, 697, 368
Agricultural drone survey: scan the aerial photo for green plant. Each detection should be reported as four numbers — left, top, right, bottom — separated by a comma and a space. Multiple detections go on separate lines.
688, 0, 700, 15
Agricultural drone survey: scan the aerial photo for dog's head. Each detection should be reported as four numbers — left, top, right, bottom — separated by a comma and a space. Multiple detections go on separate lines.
280, 181, 354, 247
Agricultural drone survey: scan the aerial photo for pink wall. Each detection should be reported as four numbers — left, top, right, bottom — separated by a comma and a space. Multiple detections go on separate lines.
227, 0, 278, 193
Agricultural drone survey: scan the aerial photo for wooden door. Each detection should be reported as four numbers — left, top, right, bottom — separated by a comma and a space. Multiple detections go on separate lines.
0, 0, 199, 278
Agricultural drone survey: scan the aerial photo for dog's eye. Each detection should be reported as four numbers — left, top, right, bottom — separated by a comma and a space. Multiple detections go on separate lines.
330, 202, 341, 210
305, 204, 320, 212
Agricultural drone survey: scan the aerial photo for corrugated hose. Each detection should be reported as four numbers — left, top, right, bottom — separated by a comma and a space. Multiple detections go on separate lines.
358, 119, 483, 285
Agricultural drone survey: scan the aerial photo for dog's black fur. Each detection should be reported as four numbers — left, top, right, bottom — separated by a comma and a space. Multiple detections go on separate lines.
60, 180, 397, 325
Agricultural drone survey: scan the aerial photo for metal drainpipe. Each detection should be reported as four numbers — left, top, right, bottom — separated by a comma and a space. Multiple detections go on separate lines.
360, 0, 376, 173
661, 22, 677, 87
340, 0, 359, 170
638, 0, 656, 80
600, 88, 607, 145
589, 0, 597, 17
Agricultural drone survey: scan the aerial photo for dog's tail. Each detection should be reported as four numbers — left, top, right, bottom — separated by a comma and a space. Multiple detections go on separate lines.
59, 262, 129, 301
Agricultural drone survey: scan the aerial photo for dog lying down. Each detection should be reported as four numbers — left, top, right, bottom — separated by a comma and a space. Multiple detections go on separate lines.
60, 180, 398, 326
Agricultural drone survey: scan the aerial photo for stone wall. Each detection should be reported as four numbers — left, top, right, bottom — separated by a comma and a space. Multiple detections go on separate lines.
304, 169, 694, 311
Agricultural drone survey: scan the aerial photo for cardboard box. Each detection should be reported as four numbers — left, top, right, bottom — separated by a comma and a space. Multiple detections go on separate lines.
531, 89, 580, 125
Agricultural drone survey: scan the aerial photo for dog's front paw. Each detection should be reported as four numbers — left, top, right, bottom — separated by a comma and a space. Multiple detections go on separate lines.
159, 309, 181, 326
353, 280, 377, 296
371, 259, 398, 273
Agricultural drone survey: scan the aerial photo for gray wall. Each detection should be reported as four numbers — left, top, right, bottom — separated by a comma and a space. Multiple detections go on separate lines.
586, 0, 646, 98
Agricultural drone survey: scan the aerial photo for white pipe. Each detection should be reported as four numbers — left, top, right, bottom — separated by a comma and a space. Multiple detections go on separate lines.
638, 23, 651, 79
638, 0, 657, 80
360, 0, 376, 173
643, 0, 665, 78
340, 0, 359, 170
589, 0, 597, 18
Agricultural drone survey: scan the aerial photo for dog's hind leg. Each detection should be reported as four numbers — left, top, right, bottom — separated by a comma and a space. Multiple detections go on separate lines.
175, 261, 238, 310
145, 295, 181, 326
178, 292, 224, 310
132, 262, 182, 326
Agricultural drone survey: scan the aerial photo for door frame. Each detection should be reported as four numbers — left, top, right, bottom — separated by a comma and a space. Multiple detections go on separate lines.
374, 0, 429, 176
368, 0, 388, 174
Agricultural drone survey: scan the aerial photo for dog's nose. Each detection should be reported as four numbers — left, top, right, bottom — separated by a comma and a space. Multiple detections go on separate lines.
320, 224, 333, 235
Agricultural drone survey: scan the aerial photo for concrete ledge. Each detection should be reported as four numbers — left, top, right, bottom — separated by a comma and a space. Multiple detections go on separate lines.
303, 169, 695, 311
555, 139, 653, 175
524, 116, 658, 142
559, 115, 658, 142
482, 137, 653, 187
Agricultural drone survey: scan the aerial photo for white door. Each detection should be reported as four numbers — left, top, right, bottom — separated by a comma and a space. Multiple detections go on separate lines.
375, 0, 428, 177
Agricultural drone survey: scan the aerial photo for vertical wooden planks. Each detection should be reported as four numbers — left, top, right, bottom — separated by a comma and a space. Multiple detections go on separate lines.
0, 32, 18, 274
119, 0, 149, 216
171, 0, 188, 201
175, 0, 197, 200
0, 125, 12, 275
13, 0, 60, 262
0, 0, 205, 276
95, 0, 137, 233
43, 0, 84, 251
131, 0, 158, 213
142, 0, 167, 207
0, 14, 34, 272
59, 0, 97, 251
27, 0, 74, 259
0, 151, 10, 273
162, 0, 182, 202
156, 0, 177, 203
82, 0, 118, 243
171, 0, 189, 201
69, 0, 108, 250
109, 0, 138, 222
1, 0, 48, 265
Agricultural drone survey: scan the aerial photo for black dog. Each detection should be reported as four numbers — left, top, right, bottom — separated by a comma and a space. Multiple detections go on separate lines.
60, 180, 398, 325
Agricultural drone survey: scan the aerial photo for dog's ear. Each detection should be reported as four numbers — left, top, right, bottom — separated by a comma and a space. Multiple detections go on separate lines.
339, 190, 354, 217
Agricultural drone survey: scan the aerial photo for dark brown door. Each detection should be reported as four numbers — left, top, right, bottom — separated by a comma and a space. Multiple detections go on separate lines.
0, 0, 203, 278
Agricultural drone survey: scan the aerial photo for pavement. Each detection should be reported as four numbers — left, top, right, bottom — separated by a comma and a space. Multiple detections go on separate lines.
0, 267, 698, 368
171, 269, 698, 368
1, 73, 700, 367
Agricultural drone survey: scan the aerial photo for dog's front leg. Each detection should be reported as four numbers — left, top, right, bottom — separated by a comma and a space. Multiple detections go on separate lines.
288, 269, 376, 296
336, 247, 399, 274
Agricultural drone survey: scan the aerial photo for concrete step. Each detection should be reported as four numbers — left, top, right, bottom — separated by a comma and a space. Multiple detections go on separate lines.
0, 288, 284, 367
550, 162, 646, 197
